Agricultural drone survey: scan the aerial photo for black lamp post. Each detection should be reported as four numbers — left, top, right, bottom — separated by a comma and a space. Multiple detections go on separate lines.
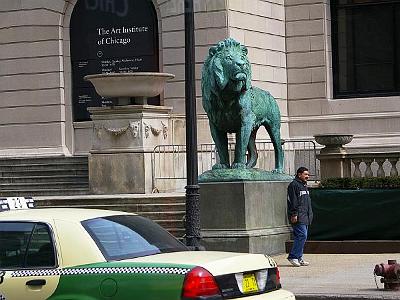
184, 0, 201, 249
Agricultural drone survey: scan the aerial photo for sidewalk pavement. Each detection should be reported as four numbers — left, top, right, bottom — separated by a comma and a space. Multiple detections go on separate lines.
272, 253, 400, 300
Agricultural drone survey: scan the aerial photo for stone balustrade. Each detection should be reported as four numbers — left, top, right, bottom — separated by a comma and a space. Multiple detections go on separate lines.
348, 152, 400, 178
315, 134, 400, 179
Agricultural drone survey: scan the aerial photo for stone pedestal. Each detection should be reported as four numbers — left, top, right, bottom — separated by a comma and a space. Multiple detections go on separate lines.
314, 134, 353, 179
199, 181, 291, 255
88, 105, 172, 194
317, 153, 351, 179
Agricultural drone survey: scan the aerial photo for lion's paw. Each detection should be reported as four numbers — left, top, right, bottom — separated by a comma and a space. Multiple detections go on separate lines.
212, 163, 230, 170
272, 168, 284, 174
231, 162, 246, 169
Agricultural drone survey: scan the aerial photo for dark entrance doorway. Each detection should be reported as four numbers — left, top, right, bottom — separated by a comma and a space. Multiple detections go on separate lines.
70, 0, 159, 122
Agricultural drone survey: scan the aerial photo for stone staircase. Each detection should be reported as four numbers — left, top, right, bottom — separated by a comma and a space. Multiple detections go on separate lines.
0, 156, 89, 197
35, 194, 186, 239
0, 156, 186, 238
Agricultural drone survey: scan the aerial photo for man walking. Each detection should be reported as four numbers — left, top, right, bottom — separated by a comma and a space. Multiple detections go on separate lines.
287, 167, 313, 267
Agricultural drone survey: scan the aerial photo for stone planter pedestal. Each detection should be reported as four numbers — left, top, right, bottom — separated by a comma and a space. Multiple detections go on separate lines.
315, 134, 353, 179
88, 105, 172, 194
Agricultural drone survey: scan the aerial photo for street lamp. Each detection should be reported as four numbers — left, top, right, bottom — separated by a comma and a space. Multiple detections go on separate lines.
184, 0, 201, 249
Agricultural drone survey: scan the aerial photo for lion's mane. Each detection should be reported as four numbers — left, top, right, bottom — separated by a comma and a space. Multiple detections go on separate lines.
201, 38, 252, 116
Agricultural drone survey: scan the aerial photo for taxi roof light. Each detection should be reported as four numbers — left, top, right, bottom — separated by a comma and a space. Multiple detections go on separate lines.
0, 197, 35, 212
182, 266, 221, 299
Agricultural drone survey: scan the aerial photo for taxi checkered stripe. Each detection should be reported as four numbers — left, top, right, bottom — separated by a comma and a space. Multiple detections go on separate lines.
11, 266, 191, 277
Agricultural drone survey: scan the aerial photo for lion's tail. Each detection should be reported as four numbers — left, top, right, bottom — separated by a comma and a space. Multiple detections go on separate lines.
246, 129, 258, 168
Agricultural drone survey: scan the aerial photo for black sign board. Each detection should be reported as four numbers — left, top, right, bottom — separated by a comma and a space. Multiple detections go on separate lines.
70, 0, 159, 121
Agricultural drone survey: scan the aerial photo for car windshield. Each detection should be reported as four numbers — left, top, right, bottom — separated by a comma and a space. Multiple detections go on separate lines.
82, 215, 187, 261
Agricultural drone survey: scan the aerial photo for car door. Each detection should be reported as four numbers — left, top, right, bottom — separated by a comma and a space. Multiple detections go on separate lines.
0, 222, 60, 300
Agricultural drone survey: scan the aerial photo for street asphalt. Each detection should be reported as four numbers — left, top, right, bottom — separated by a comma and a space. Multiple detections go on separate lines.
272, 253, 400, 300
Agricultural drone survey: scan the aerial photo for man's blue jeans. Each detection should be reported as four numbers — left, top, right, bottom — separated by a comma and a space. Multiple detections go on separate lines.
288, 224, 308, 260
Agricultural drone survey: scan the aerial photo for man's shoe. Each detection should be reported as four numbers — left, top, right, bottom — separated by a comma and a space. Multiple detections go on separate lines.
299, 258, 310, 266
288, 258, 301, 267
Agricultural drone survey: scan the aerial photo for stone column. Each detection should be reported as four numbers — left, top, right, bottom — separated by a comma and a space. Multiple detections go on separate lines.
88, 105, 172, 194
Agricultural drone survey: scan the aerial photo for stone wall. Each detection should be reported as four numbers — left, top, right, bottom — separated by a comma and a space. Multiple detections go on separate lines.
158, 0, 228, 145
285, 0, 400, 150
0, 0, 399, 159
0, 0, 71, 157
227, 0, 289, 139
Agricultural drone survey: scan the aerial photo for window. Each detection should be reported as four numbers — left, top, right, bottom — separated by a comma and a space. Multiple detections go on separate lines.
331, 0, 400, 98
0, 222, 56, 269
82, 215, 187, 261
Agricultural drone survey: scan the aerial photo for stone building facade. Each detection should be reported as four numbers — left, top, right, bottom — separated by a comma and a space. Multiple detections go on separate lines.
0, 0, 399, 159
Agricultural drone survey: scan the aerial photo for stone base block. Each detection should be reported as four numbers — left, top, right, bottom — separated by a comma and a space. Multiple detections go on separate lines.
89, 152, 151, 194
199, 181, 291, 255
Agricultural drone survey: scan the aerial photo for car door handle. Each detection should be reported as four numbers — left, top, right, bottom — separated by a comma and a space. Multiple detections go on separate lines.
26, 279, 46, 286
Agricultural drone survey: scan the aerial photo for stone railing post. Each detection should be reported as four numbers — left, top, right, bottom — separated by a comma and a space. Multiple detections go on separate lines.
314, 134, 353, 179
389, 158, 399, 176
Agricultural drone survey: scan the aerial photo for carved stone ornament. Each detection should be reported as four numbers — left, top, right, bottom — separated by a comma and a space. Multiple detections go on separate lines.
150, 126, 161, 136
143, 122, 150, 139
161, 121, 168, 139
94, 122, 141, 138
143, 122, 168, 139
129, 121, 141, 138
104, 124, 131, 136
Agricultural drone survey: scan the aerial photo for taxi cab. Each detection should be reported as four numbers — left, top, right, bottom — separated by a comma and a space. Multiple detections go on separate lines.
0, 197, 295, 300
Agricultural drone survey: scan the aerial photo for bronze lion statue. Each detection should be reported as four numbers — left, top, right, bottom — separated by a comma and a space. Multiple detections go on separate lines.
201, 38, 284, 172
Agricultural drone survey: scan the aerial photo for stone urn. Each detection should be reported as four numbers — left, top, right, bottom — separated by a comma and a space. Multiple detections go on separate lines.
84, 72, 175, 105
314, 134, 353, 154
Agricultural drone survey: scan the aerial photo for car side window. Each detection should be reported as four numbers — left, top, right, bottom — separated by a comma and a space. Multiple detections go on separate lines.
0, 222, 56, 269
26, 224, 56, 268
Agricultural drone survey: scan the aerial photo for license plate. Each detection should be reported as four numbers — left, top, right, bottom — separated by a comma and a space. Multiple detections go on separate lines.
242, 273, 259, 293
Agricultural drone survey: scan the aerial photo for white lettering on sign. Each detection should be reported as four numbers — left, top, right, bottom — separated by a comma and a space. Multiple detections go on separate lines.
85, 0, 129, 17
96, 26, 149, 47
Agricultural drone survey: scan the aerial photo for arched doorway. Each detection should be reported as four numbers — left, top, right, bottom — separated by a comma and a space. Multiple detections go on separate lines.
70, 0, 159, 122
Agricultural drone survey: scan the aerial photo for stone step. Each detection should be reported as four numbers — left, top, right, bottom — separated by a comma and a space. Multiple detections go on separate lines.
0, 163, 88, 172
0, 156, 88, 166
39, 203, 185, 215
0, 182, 88, 190
0, 188, 90, 197
0, 169, 88, 177
35, 194, 186, 206
0, 175, 88, 184
155, 219, 185, 229
137, 211, 186, 220
135, 203, 185, 213
166, 228, 185, 240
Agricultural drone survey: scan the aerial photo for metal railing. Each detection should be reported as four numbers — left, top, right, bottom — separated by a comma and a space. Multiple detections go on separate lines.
151, 140, 319, 192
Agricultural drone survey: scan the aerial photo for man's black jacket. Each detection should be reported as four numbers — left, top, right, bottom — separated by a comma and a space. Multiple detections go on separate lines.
287, 177, 313, 225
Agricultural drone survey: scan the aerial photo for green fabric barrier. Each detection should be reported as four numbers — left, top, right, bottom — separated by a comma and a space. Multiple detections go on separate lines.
308, 189, 400, 240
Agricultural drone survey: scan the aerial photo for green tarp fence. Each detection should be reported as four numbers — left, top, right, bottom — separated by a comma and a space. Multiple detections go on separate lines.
308, 189, 400, 240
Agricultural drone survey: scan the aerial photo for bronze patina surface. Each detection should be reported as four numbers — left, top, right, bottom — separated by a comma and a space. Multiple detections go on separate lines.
201, 38, 286, 181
